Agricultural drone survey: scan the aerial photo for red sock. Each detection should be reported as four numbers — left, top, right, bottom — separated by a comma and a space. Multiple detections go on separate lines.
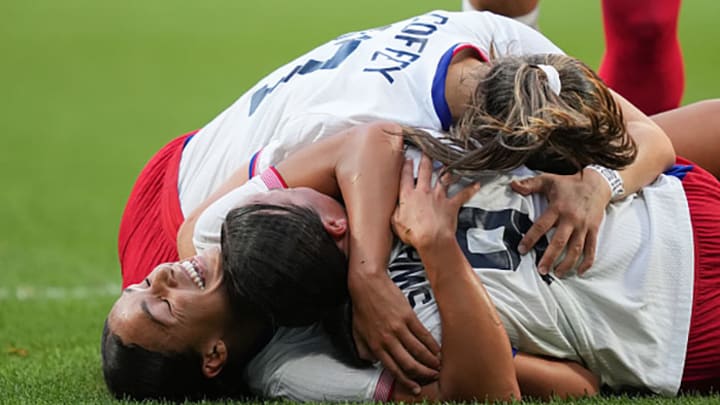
598, 0, 684, 115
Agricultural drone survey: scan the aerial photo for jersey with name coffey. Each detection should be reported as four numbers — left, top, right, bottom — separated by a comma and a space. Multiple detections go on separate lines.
177, 10, 563, 215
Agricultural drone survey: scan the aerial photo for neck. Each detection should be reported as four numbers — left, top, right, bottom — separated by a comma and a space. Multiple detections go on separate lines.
227, 315, 274, 365
445, 53, 488, 123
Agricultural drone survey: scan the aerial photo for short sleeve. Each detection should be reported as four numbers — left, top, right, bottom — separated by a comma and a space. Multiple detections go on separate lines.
246, 325, 388, 401
192, 176, 268, 252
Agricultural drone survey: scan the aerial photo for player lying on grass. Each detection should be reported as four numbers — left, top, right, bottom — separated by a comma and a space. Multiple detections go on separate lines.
103, 52, 720, 401
111, 11, 683, 393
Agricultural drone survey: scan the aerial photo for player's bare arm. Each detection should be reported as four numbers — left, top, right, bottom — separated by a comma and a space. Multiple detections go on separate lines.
390, 156, 599, 402
512, 89, 675, 278
390, 156, 518, 401
513, 353, 599, 400
651, 99, 720, 178
270, 122, 444, 390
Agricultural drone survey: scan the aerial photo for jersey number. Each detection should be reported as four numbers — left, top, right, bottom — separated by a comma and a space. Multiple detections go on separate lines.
390, 206, 552, 309
249, 38, 364, 116
457, 206, 552, 285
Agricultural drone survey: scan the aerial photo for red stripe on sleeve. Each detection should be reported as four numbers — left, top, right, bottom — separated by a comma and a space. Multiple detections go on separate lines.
373, 369, 395, 401
260, 166, 288, 190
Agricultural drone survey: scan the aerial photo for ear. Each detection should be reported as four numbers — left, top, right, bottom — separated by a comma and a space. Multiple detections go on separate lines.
321, 216, 348, 241
201, 340, 228, 379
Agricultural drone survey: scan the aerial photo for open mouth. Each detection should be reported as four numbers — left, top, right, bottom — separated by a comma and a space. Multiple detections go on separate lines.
180, 260, 206, 290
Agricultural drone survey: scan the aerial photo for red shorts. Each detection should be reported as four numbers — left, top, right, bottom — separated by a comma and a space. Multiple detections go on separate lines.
678, 157, 720, 392
117, 130, 197, 289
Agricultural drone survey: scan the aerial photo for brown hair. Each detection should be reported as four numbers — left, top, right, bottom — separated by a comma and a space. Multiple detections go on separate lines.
403, 53, 637, 177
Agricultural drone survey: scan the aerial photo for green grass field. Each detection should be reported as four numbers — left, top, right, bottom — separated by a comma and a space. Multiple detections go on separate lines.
1, 1, 719, 403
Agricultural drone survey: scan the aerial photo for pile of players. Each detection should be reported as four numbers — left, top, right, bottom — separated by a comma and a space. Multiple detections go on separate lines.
102, 4, 720, 402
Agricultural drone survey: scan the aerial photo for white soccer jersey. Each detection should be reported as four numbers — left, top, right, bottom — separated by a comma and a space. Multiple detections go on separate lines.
176, 10, 563, 214
245, 168, 695, 400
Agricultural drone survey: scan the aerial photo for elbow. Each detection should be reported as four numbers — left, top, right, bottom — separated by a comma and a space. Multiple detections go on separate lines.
361, 121, 405, 149
654, 125, 677, 171
651, 120, 677, 168
629, 120, 676, 170
663, 133, 677, 168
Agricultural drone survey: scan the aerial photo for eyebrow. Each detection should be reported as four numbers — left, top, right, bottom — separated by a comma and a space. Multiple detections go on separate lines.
140, 299, 164, 326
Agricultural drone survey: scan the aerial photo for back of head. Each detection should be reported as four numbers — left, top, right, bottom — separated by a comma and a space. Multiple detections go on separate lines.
221, 203, 348, 327
408, 53, 637, 177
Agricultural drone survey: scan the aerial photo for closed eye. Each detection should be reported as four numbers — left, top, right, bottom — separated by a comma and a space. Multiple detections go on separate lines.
161, 298, 172, 313
145, 278, 151, 287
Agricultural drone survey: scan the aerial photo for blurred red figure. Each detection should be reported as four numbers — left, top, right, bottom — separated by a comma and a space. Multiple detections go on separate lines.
599, 0, 684, 115
463, 0, 685, 115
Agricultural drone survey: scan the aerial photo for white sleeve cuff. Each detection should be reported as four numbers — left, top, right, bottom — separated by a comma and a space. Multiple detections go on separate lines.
192, 176, 269, 252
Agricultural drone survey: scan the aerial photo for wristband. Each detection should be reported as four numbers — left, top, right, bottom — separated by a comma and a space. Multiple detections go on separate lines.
260, 166, 288, 190
586, 164, 625, 201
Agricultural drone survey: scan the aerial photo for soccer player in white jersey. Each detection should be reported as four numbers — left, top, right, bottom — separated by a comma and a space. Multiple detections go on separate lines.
106, 10, 679, 401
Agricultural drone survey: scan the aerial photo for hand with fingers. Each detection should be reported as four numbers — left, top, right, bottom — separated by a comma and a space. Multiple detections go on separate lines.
510, 168, 611, 278
391, 156, 481, 251
350, 156, 480, 395
349, 271, 441, 394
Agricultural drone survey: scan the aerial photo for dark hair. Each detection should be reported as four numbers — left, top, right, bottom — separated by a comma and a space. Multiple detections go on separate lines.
322, 300, 370, 367
221, 203, 349, 327
100, 319, 251, 402
101, 204, 349, 401
404, 53, 637, 176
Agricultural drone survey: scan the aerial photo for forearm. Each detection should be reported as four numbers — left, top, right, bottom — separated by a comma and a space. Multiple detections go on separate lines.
178, 122, 401, 259
613, 90, 676, 197
617, 121, 675, 195
418, 238, 520, 402
514, 354, 599, 400
336, 123, 406, 287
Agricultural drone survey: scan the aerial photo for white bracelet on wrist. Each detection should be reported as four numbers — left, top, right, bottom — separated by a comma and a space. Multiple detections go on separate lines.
586, 164, 625, 201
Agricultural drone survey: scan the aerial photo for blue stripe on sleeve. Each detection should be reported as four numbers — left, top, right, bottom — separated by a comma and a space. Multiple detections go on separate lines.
182, 133, 195, 148
664, 164, 694, 180
248, 150, 261, 178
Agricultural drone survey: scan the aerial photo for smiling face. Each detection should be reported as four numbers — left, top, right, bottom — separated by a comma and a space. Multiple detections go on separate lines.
107, 187, 348, 359
108, 247, 233, 354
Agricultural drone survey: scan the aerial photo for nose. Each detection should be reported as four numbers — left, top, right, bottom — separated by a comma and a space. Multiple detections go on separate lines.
152, 264, 179, 290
